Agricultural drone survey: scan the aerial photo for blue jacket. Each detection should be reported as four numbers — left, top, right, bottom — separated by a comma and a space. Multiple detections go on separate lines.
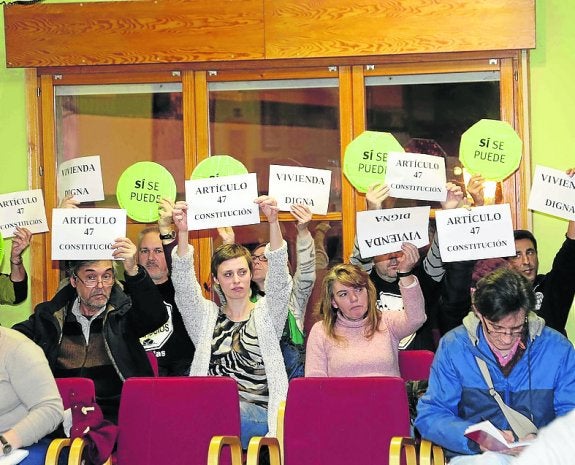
415, 311, 575, 457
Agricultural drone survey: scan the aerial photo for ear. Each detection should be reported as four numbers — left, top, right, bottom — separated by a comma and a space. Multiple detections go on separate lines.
70, 275, 78, 289
331, 297, 338, 309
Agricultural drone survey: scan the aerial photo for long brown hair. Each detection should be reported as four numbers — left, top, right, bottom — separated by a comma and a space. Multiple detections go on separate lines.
317, 263, 380, 341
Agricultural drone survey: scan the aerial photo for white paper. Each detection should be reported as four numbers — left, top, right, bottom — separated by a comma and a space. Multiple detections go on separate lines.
0, 449, 29, 465
528, 165, 575, 221
356, 206, 430, 258
57, 155, 105, 203
385, 152, 447, 202
0, 189, 49, 238
51, 208, 127, 260
185, 173, 260, 230
436, 204, 516, 262
268, 165, 332, 215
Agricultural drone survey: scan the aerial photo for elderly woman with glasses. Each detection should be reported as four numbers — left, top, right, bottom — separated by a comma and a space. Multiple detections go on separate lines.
415, 268, 575, 465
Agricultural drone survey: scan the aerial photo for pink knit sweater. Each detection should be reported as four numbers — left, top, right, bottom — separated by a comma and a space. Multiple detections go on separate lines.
305, 278, 426, 377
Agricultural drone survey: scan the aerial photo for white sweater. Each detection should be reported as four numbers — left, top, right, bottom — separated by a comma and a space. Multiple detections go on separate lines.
171, 241, 293, 435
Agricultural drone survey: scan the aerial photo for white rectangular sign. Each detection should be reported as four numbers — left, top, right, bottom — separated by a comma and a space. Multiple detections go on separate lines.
385, 152, 447, 202
57, 155, 105, 203
0, 189, 49, 238
51, 208, 127, 260
528, 165, 575, 221
268, 165, 332, 215
435, 204, 515, 262
356, 206, 430, 258
185, 173, 260, 230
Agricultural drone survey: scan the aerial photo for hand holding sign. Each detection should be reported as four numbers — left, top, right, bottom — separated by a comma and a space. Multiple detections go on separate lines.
366, 183, 392, 210
10, 227, 32, 263
111, 237, 138, 274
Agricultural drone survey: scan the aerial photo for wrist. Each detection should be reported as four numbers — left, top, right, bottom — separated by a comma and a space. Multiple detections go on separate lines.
396, 270, 413, 278
10, 257, 23, 265
159, 230, 176, 241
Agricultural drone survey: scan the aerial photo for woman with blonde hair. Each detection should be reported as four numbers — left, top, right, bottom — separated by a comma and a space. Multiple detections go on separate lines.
305, 242, 426, 377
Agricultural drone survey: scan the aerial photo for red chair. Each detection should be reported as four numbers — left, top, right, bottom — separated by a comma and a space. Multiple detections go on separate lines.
69, 376, 242, 465
244, 377, 416, 465
46, 378, 97, 465
398, 350, 435, 381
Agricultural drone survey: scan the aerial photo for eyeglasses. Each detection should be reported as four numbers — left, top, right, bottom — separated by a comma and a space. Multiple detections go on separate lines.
74, 272, 115, 288
482, 318, 526, 338
251, 253, 268, 263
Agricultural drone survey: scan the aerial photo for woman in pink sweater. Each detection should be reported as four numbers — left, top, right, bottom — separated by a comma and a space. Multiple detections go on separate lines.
305, 243, 426, 377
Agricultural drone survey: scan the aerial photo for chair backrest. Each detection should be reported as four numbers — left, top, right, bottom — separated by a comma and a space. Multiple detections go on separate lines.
398, 350, 434, 381
116, 377, 240, 465
55, 377, 96, 410
283, 377, 410, 465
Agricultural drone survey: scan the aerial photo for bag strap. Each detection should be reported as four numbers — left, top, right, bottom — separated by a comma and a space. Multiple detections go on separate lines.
475, 356, 538, 438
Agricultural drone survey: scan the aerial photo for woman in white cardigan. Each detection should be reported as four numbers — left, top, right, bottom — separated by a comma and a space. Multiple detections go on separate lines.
170, 196, 292, 448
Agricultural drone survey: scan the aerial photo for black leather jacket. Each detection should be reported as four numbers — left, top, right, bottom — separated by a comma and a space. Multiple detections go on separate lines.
13, 265, 168, 379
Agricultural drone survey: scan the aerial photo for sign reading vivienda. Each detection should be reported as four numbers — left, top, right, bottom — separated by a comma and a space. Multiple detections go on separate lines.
190, 155, 248, 179
435, 204, 515, 262
116, 162, 177, 223
268, 165, 332, 215
0, 189, 49, 238
385, 152, 447, 202
185, 173, 260, 230
459, 119, 522, 181
343, 131, 404, 193
528, 165, 575, 221
51, 208, 127, 260
57, 155, 105, 203
356, 206, 430, 258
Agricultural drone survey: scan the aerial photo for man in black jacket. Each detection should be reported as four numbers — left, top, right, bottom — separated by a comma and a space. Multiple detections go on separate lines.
12, 237, 168, 423
508, 222, 575, 335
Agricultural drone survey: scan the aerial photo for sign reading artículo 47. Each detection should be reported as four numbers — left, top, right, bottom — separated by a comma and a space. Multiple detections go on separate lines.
435, 204, 515, 262
185, 173, 260, 230
51, 209, 127, 261
0, 189, 49, 238
356, 206, 430, 258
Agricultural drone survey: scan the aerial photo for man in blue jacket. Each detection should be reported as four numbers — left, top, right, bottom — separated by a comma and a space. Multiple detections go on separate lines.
415, 268, 575, 465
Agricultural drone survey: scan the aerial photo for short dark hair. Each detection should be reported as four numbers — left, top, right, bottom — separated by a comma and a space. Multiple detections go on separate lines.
473, 268, 535, 321
211, 243, 253, 277
513, 230, 537, 252
66, 260, 116, 279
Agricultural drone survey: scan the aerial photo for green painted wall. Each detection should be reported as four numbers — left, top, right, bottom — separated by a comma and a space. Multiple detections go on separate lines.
1, 0, 574, 338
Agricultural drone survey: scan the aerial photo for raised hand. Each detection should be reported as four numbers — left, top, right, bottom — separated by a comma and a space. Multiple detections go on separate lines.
112, 237, 138, 275
10, 227, 32, 263
217, 226, 235, 245
291, 204, 312, 232
59, 194, 80, 209
366, 183, 390, 210
466, 174, 486, 207
255, 195, 279, 223
441, 182, 464, 210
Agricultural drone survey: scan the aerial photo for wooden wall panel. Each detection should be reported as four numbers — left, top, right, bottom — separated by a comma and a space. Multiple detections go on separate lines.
4, 0, 534, 68
265, 0, 535, 58
4, 0, 265, 68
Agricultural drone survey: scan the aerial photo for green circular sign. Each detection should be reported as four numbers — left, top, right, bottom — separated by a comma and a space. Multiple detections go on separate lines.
343, 131, 404, 193
191, 155, 248, 180
0, 231, 4, 267
116, 161, 177, 223
459, 119, 523, 181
